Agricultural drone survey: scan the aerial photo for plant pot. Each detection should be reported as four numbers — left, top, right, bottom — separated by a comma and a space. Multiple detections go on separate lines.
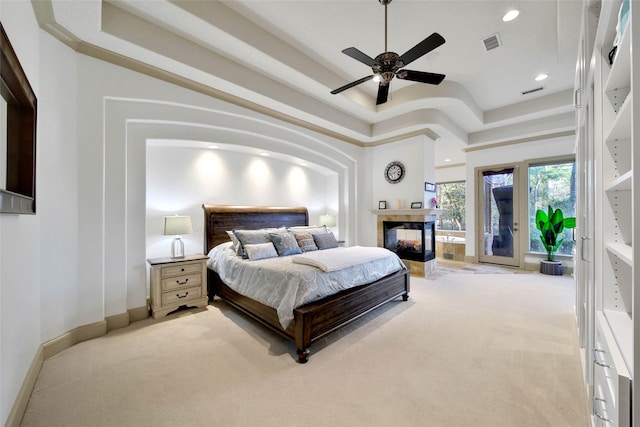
540, 259, 563, 275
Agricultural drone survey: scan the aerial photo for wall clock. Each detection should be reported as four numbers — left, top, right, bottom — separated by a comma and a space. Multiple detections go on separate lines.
384, 161, 405, 184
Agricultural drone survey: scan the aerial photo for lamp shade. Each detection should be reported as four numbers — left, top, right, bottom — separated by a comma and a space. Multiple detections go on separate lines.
319, 214, 336, 228
163, 215, 193, 236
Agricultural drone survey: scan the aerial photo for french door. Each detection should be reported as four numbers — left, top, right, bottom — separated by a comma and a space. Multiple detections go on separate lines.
477, 166, 520, 267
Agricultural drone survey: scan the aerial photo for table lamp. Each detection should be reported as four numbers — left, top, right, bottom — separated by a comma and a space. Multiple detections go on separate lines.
319, 214, 336, 228
163, 215, 193, 258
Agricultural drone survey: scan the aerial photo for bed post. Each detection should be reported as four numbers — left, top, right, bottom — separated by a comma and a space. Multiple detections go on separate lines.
294, 311, 312, 363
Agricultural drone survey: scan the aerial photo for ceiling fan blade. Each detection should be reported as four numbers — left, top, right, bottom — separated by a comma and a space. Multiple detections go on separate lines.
376, 83, 390, 105
331, 75, 374, 94
397, 70, 445, 85
399, 33, 445, 67
341, 47, 378, 67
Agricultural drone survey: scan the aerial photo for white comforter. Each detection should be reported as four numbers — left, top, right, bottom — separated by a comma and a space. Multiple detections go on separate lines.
292, 246, 392, 272
207, 243, 406, 328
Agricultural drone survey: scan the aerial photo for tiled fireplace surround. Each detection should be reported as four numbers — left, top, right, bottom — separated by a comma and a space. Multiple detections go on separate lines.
373, 209, 439, 277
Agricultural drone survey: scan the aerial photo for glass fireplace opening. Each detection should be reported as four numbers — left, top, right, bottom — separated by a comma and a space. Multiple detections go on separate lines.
383, 221, 435, 262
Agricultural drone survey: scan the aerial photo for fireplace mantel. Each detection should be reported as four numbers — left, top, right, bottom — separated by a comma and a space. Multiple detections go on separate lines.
370, 209, 444, 216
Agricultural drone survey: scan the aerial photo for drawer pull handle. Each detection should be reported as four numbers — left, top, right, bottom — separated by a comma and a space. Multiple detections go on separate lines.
593, 397, 611, 422
176, 292, 189, 299
594, 410, 611, 422
592, 348, 611, 368
176, 278, 189, 285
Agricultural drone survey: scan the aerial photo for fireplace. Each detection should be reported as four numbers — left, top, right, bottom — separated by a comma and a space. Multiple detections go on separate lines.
383, 221, 435, 262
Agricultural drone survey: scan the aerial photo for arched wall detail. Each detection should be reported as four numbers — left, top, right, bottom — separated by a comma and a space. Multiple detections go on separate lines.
101, 97, 359, 315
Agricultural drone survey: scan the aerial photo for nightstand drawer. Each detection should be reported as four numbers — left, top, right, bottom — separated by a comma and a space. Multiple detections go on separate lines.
161, 262, 202, 278
161, 286, 202, 305
161, 273, 202, 292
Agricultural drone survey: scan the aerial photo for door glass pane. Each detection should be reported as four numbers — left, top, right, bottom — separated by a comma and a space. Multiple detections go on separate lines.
482, 169, 514, 257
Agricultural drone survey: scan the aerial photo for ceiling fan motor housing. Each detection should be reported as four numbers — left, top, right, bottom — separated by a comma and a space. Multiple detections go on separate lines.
373, 52, 404, 84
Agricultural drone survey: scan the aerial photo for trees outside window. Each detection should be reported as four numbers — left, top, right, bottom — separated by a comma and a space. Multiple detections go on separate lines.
436, 181, 466, 231
528, 162, 576, 255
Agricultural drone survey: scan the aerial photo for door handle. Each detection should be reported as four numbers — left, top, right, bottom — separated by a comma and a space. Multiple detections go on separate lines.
581, 236, 591, 262
574, 88, 583, 108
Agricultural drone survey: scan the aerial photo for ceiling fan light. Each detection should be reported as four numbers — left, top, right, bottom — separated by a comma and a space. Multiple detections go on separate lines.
373, 74, 382, 82
503, 10, 519, 22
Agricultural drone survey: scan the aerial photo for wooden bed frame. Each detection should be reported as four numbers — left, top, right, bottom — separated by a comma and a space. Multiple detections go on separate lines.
202, 205, 410, 363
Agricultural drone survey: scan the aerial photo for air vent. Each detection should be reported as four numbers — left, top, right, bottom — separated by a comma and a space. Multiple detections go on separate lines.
522, 87, 544, 95
482, 33, 501, 51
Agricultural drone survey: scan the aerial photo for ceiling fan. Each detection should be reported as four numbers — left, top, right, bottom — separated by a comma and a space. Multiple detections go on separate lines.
330, 0, 446, 105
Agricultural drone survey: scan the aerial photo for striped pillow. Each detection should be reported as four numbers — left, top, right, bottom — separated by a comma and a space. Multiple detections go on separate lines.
294, 232, 318, 252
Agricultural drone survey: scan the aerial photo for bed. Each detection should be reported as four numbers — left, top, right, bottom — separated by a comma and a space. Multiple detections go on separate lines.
202, 204, 410, 363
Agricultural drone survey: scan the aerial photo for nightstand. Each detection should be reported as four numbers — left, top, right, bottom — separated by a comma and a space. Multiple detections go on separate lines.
147, 254, 209, 319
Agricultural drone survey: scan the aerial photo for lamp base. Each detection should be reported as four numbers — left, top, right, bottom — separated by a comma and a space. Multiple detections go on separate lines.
171, 237, 185, 258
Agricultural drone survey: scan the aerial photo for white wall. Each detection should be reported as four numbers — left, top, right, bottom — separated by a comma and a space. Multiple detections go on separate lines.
0, 3, 80, 423
146, 146, 338, 261
371, 134, 436, 210
435, 164, 465, 183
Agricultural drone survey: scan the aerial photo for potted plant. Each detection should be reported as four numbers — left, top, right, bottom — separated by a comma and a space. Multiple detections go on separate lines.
535, 205, 576, 275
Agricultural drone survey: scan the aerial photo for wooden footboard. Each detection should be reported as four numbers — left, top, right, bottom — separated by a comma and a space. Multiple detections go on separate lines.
202, 204, 411, 363
210, 268, 410, 363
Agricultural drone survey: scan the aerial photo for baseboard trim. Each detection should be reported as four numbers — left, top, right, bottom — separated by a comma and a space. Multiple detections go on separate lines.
7, 305, 150, 426
42, 320, 107, 360
106, 305, 149, 331
129, 305, 150, 323
5, 346, 44, 427
106, 312, 129, 331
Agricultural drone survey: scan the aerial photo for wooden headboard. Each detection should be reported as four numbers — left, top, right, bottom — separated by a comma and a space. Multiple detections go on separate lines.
202, 205, 309, 254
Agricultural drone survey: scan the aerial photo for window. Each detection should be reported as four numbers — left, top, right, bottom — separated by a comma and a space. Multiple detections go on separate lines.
436, 181, 466, 231
528, 161, 576, 255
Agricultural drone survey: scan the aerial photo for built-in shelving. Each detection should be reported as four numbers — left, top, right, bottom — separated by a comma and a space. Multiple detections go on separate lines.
576, 0, 636, 423
600, 1, 633, 369
605, 242, 633, 265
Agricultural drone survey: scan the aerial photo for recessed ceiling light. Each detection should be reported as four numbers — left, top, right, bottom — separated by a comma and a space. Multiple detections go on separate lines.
503, 9, 519, 22
444, 158, 451, 162
535, 73, 548, 81
208, 144, 218, 149
260, 152, 270, 157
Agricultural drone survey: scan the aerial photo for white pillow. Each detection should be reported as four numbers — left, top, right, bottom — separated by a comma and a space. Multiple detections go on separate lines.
288, 225, 328, 235
245, 242, 278, 261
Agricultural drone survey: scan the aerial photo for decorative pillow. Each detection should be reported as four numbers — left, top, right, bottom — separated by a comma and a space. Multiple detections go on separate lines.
226, 231, 242, 256
245, 242, 278, 261
295, 232, 318, 252
233, 228, 282, 258
289, 225, 328, 235
269, 231, 302, 256
313, 232, 339, 250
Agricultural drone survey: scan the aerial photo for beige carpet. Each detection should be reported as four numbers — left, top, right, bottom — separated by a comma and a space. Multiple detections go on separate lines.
429, 259, 533, 278
21, 269, 588, 427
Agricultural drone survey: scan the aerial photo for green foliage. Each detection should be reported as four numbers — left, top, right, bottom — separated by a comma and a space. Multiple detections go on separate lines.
528, 162, 576, 255
535, 205, 576, 261
436, 182, 466, 230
